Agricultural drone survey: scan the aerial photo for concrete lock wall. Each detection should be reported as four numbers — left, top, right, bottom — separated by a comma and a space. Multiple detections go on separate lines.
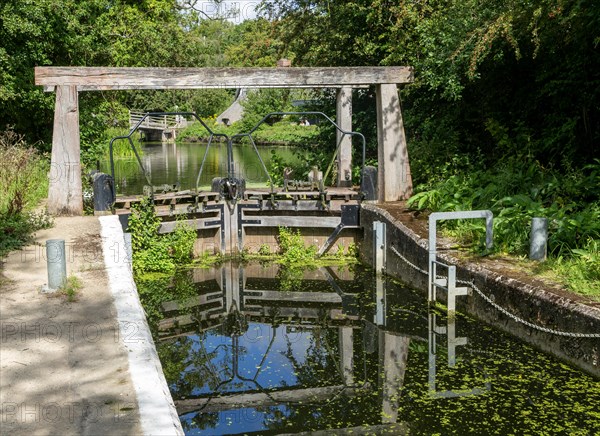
360, 204, 600, 377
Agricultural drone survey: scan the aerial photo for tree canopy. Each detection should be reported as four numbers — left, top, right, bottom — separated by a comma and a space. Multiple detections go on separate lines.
1, 0, 598, 170
259, 0, 599, 168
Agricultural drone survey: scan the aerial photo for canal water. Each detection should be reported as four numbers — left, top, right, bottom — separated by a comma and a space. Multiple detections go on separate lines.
105, 142, 300, 196
136, 262, 600, 435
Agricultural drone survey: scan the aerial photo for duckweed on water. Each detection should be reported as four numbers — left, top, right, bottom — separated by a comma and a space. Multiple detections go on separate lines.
135, 262, 599, 435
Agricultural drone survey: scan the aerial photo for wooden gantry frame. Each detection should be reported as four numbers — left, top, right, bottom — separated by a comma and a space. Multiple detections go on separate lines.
35, 66, 414, 215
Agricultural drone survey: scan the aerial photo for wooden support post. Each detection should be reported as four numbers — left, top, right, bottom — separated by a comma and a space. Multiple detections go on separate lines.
376, 84, 413, 202
35, 67, 414, 212
339, 326, 354, 385
379, 332, 410, 424
336, 87, 353, 187
48, 86, 83, 215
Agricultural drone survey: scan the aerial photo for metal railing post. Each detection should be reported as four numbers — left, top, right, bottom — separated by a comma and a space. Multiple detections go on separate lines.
428, 210, 493, 310
373, 221, 386, 275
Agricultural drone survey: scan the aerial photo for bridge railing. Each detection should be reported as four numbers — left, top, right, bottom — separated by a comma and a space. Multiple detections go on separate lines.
129, 111, 186, 130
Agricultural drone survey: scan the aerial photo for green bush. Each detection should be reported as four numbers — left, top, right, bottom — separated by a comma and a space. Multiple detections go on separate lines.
407, 156, 600, 296
128, 196, 196, 274
176, 117, 233, 142
570, 239, 600, 285
277, 226, 317, 265
408, 157, 600, 257
0, 212, 51, 257
0, 129, 52, 256
0, 129, 49, 216
251, 121, 319, 144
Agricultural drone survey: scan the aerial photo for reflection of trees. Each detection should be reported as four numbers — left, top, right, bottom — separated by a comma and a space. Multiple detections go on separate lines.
262, 389, 381, 433
282, 325, 340, 388
180, 410, 219, 433
157, 332, 223, 400
263, 322, 381, 433
137, 269, 198, 335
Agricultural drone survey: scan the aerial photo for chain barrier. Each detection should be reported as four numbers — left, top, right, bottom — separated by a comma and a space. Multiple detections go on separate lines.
390, 246, 600, 338
390, 246, 428, 275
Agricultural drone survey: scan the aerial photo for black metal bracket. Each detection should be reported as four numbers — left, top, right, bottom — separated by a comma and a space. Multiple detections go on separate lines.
317, 205, 360, 256
204, 203, 226, 252
237, 203, 262, 250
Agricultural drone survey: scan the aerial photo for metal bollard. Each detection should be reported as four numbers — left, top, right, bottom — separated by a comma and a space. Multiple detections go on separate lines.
45, 239, 67, 292
530, 217, 548, 261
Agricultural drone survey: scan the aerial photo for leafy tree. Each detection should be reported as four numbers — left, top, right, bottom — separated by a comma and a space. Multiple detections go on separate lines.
226, 18, 286, 67
260, 0, 600, 170
0, 0, 238, 153
238, 88, 293, 131
0, 0, 110, 146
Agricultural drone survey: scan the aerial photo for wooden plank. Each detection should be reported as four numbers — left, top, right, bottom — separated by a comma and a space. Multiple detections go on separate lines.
241, 306, 354, 320
158, 314, 196, 330
48, 85, 83, 215
175, 385, 369, 414
158, 217, 220, 233
161, 291, 224, 312
245, 291, 342, 304
36, 66, 414, 90
242, 264, 355, 282
376, 84, 413, 202
259, 200, 331, 212
243, 187, 358, 195
243, 215, 341, 228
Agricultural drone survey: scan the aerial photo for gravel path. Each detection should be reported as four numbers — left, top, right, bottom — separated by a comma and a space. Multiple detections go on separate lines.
0, 216, 142, 435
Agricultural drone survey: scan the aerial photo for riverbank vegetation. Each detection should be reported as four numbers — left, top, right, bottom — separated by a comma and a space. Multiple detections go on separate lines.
407, 157, 600, 297
259, 0, 599, 297
0, 129, 52, 257
128, 196, 197, 275
178, 117, 319, 146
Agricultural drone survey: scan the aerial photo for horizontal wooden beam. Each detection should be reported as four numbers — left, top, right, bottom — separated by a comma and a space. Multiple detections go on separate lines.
244, 215, 342, 228
35, 66, 414, 91
175, 384, 370, 414
245, 290, 342, 304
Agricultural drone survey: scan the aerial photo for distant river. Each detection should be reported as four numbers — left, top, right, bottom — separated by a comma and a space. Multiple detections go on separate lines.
104, 142, 300, 196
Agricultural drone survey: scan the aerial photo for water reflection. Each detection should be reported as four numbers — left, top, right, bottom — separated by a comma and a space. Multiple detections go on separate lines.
428, 311, 491, 398
105, 142, 301, 196
140, 262, 600, 435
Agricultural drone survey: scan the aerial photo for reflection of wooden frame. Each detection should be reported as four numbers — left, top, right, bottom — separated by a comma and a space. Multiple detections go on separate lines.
156, 265, 362, 339
35, 66, 413, 214
176, 384, 369, 414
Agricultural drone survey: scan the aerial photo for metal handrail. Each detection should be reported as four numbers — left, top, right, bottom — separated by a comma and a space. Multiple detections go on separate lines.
230, 111, 367, 191
109, 111, 228, 201
111, 110, 368, 201
428, 210, 493, 305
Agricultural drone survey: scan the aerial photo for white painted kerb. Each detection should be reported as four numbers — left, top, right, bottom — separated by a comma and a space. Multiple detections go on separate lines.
100, 215, 184, 436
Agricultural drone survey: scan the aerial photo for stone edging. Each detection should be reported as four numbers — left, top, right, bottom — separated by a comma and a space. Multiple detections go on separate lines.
361, 204, 600, 376
99, 215, 184, 436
